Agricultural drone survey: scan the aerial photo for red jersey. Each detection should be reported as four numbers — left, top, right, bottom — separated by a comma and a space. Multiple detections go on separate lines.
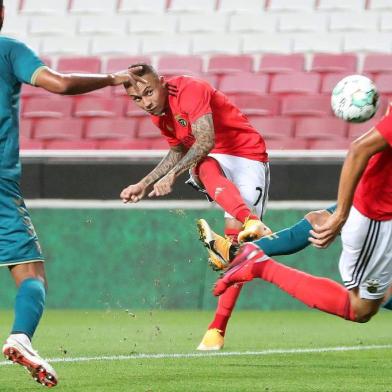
353, 107, 392, 221
150, 76, 268, 162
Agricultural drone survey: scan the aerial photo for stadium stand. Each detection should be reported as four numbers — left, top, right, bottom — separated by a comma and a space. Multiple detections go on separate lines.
4, 0, 389, 151
34, 119, 84, 140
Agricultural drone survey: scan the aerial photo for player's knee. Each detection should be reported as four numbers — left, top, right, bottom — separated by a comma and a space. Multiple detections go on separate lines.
351, 304, 379, 323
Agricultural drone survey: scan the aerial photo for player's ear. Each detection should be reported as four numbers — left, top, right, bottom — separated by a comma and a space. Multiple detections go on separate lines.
159, 76, 166, 87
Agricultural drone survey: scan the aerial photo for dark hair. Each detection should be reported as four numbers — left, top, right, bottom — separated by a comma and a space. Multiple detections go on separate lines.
0, 1, 3, 8
128, 63, 158, 78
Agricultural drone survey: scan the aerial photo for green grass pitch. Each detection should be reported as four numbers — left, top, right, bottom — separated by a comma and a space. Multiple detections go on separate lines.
0, 310, 391, 391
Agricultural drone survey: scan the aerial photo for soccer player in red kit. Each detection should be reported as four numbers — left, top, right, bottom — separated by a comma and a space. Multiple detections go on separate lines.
214, 107, 392, 325
120, 64, 272, 348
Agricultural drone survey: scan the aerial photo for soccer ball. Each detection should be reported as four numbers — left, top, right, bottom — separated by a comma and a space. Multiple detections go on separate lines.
331, 75, 379, 123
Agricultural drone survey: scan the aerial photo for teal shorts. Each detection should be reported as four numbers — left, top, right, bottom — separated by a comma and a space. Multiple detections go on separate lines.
0, 178, 44, 266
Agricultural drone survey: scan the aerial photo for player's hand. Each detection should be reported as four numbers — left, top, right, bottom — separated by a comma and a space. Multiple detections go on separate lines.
148, 173, 176, 197
120, 182, 147, 203
110, 67, 147, 87
309, 212, 346, 248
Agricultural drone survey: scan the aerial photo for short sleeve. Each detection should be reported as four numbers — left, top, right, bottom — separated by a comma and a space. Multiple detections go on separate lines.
375, 106, 392, 146
10, 40, 45, 85
178, 80, 213, 123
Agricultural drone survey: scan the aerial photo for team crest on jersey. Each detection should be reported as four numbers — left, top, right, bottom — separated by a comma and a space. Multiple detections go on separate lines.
365, 278, 380, 294
175, 115, 188, 127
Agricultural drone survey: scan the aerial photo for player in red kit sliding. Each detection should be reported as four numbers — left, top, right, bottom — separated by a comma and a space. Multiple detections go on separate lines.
120, 64, 272, 349
214, 109, 392, 325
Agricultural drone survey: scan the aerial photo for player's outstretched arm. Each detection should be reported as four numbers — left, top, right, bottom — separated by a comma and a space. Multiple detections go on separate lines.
149, 114, 215, 197
310, 128, 389, 248
121, 145, 185, 203
34, 67, 146, 95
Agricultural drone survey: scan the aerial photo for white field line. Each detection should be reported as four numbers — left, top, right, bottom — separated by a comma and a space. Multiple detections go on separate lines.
0, 344, 391, 366
25, 199, 336, 210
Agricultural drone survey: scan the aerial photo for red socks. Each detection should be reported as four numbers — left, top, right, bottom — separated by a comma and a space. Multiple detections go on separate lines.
208, 284, 243, 335
252, 258, 356, 321
196, 157, 257, 223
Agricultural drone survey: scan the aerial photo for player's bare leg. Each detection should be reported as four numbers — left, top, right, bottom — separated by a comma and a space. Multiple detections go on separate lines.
3, 262, 57, 388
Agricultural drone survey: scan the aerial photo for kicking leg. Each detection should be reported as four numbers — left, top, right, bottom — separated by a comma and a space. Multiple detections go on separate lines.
214, 244, 383, 322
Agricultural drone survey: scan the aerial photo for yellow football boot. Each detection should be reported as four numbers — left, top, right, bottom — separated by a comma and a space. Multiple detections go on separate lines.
237, 218, 272, 243
197, 219, 232, 271
196, 328, 224, 351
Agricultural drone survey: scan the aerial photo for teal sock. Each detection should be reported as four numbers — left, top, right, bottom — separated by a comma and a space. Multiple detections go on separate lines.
383, 297, 392, 310
11, 278, 46, 340
255, 218, 313, 256
254, 204, 338, 257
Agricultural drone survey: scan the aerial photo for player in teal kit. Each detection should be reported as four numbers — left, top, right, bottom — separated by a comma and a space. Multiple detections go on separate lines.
0, 2, 143, 387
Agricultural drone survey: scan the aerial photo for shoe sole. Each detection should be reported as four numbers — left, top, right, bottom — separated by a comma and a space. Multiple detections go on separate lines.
197, 219, 213, 245
3, 346, 57, 388
196, 343, 224, 351
197, 219, 227, 270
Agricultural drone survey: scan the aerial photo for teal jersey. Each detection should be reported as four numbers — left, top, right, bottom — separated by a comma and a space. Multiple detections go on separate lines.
0, 36, 44, 182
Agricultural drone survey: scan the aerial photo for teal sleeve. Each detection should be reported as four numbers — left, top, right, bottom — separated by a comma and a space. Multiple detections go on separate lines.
10, 40, 44, 85
255, 218, 312, 256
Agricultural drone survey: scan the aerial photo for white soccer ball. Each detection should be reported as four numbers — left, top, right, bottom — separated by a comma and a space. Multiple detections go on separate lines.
331, 75, 379, 123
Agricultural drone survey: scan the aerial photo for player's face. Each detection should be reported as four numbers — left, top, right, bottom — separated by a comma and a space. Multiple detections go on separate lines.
125, 73, 168, 116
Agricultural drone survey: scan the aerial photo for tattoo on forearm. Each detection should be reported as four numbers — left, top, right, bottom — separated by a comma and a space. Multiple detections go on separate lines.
141, 146, 185, 186
170, 114, 215, 177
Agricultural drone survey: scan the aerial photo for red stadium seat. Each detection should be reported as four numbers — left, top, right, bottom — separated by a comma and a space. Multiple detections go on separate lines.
321, 72, 352, 94
374, 73, 392, 95
265, 138, 308, 150
258, 54, 305, 74
22, 97, 73, 118
295, 117, 348, 140
85, 118, 137, 140
57, 56, 102, 73
308, 138, 350, 150
97, 139, 151, 149
281, 95, 332, 117
45, 140, 98, 149
347, 116, 381, 140
34, 119, 84, 140
20, 137, 44, 150
157, 55, 203, 76
137, 118, 161, 138
105, 56, 152, 73
231, 95, 280, 116
74, 97, 124, 117
310, 54, 357, 73
248, 116, 294, 139
20, 119, 34, 139
220, 73, 269, 96
21, 85, 52, 98
207, 55, 254, 75
363, 54, 392, 75
270, 73, 321, 95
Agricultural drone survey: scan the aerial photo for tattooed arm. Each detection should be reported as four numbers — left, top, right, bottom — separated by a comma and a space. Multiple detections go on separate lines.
148, 114, 215, 197
141, 145, 186, 187
120, 144, 186, 203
